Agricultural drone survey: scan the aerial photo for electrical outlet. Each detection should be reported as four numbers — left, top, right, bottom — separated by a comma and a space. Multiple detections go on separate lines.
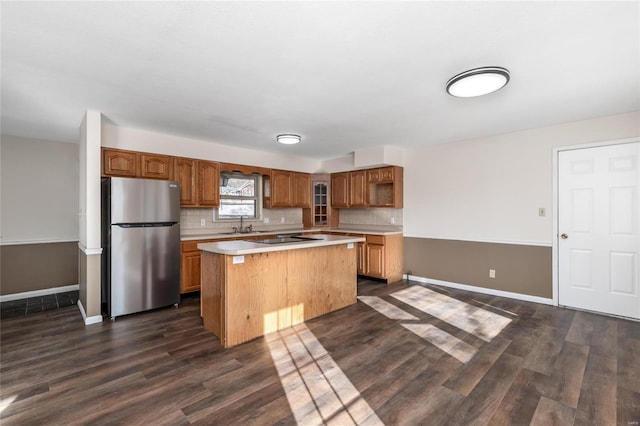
538, 208, 546, 217
264, 217, 270, 224
489, 269, 496, 279
390, 217, 395, 224
200, 218, 206, 227
281, 217, 285, 224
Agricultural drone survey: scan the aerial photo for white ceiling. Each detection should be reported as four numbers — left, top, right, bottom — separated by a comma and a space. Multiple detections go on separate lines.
1, 1, 638, 160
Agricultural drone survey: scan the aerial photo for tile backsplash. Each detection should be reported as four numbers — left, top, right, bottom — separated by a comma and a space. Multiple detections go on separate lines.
180, 207, 302, 232
180, 206, 402, 233
338, 208, 403, 226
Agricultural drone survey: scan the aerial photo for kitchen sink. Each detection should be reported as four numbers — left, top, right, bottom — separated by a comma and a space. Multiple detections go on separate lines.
251, 236, 320, 244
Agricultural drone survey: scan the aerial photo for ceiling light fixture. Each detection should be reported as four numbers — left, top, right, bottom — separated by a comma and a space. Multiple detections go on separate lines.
446, 66, 510, 98
277, 134, 301, 145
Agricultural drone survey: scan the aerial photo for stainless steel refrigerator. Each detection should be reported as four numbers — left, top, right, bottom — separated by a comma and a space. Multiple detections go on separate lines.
101, 177, 181, 320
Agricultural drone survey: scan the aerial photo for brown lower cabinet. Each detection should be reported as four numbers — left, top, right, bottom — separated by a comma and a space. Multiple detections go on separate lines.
180, 232, 314, 294
181, 240, 218, 294
331, 232, 404, 283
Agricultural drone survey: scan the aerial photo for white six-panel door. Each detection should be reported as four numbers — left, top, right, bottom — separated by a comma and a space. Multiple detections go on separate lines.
558, 142, 639, 319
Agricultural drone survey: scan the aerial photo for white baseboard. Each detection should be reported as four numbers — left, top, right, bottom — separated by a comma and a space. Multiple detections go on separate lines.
77, 299, 103, 325
0, 284, 80, 302
406, 275, 554, 306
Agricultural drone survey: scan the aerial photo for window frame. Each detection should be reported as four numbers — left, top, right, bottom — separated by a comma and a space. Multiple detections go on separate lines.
217, 172, 262, 221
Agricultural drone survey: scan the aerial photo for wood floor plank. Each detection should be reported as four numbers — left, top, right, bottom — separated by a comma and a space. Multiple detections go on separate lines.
489, 368, 547, 426
616, 386, 640, 426
522, 325, 568, 376
573, 352, 617, 425
618, 336, 640, 393
447, 352, 523, 425
374, 355, 464, 425
541, 341, 589, 408
589, 316, 617, 358
530, 396, 575, 426
565, 311, 596, 346
442, 335, 511, 396
1, 279, 638, 425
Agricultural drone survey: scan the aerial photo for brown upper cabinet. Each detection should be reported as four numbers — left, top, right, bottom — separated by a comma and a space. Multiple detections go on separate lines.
270, 170, 311, 208
102, 148, 138, 177
292, 172, 311, 208
103, 148, 172, 180
270, 170, 293, 207
197, 161, 220, 207
172, 157, 219, 207
367, 166, 403, 208
104, 147, 314, 209
140, 153, 172, 179
331, 166, 403, 208
173, 157, 197, 206
349, 170, 367, 208
330, 172, 350, 207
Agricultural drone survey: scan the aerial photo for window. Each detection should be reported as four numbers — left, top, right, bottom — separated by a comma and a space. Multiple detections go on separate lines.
219, 172, 261, 219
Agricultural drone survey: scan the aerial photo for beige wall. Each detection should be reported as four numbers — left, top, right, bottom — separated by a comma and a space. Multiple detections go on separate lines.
0, 134, 79, 243
403, 111, 640, 244
101, 122, 322, 173
404, 238, 552, 298
0, 134, 79, 295
402, 111, 640, 297
1, 242, 78, 295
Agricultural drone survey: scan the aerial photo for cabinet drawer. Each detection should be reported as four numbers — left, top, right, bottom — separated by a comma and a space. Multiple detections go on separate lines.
181, 241, 201, 252
366, 235, 385, 245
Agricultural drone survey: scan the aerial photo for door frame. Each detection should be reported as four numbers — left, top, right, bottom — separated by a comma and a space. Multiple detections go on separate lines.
552, 137, 640, 308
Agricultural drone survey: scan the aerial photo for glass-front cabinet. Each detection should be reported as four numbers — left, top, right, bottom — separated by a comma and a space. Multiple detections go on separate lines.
313, 182, 328, 226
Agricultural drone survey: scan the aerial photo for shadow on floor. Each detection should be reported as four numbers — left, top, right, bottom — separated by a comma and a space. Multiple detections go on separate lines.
0, 291, 79, 319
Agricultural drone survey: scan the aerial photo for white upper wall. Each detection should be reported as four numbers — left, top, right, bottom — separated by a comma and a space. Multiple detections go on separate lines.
403, 111, 640, 245
101, 123, 322, 173
0, 134, 79, 244
79, 111, 102, 250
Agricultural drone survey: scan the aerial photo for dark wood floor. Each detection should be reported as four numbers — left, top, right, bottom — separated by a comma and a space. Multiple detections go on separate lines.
1, 279, 639, 425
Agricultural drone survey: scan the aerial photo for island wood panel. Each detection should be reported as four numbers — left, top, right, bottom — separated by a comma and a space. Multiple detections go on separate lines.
223, 251, 290, 348
201, 243, 358, 348
201, 250, 225, 337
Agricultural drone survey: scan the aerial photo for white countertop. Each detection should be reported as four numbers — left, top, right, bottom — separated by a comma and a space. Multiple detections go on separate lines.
181, 226, 402, 241
181, 228, 319, 241
197, 234, 365, 255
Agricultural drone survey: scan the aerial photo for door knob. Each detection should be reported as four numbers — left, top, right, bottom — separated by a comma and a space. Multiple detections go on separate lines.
561, 233, 568, 240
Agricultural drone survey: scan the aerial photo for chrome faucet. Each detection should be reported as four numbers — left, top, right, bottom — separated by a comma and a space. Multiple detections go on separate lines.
232, 216, 253, 234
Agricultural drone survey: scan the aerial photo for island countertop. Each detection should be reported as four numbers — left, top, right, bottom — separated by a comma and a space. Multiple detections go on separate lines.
197, 233, 365, 256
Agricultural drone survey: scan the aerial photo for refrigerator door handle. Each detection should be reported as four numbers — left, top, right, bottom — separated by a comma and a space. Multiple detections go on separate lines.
116, 222, 179, 228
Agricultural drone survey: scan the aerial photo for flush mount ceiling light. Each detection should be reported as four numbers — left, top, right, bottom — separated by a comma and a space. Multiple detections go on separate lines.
277, 134, 301, 145
446, 66, 510, 98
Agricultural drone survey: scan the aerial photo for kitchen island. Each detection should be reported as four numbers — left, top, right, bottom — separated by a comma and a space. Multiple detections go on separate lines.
198, 234, 365, 348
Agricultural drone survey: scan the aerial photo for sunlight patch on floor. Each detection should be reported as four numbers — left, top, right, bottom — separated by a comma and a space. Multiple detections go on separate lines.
401, 323, 478, 363
357, 296, 419, 320
0, 395, 17, 414
267, 324, 383, 426
392, 286, 512, 342
471, 299, 519, 317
